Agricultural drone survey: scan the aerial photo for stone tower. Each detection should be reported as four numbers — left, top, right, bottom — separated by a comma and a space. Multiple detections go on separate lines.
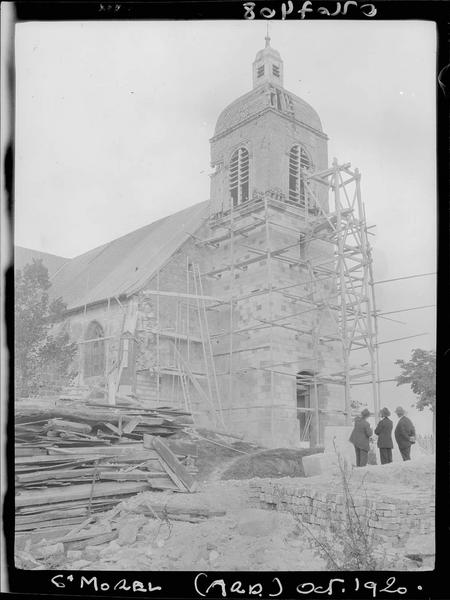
205, 38, 344, 448
209, 35, 329, 214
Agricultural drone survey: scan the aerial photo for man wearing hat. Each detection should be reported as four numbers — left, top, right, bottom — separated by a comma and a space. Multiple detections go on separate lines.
394, 406, 416, 461
374, 407, 394, 464
349, 408, 373, 467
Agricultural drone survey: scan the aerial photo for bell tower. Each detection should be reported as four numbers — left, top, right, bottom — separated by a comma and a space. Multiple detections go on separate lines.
205, 40, 342, 448
209, 37, 329, 216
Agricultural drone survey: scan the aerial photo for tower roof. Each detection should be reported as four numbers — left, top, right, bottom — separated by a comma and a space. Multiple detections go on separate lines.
213, 39, 324, 139
254, 35, 282, 62
213, 87, 323, 138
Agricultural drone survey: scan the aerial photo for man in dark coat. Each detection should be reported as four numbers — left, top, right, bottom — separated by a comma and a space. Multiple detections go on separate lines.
394, 406, 416, 461
349, 408, 373, 467
374, 407, 393, 464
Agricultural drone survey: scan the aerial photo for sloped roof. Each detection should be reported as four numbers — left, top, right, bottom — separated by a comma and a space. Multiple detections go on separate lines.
49, 201, 210, 311
15, 246, 69, 278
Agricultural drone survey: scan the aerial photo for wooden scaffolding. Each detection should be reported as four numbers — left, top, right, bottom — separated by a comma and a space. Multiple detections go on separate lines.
197, 157, 380, 445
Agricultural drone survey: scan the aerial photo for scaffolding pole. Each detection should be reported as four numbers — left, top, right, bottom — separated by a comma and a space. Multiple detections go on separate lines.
228, 202, 235, 419
264, 195, 276, 445
196, 160, 379, 442
156, 269, 160, 403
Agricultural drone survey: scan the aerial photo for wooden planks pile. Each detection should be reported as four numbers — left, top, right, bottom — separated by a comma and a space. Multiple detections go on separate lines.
15, 398, 194, 450
15, 437, 197, 539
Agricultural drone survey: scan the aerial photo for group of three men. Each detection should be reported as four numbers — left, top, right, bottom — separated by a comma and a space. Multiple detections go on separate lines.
349, 406, 416, 467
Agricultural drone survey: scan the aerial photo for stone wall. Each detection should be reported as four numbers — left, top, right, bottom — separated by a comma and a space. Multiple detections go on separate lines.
249, 480, 435, 547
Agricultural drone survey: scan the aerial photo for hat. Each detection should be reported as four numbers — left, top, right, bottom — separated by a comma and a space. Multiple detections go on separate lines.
380, 407, 391, 417
395, 406, 405, 416
361, 408, 371, 418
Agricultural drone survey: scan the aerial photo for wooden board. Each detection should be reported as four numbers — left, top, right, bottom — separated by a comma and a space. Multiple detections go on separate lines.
47, 419, 92, 434
122, 417, 141, 434
97, 471, 167, 481
90, 458, 163, 468
15, 455, 103, 465
16, 508, 88, 524
132, 504, 226, 518
51, 525, 115, 544
15, 481, 151, 507
16, 516, 87, 532
66, 531, 117, 551
163, 438, 198, 457
17, 498, 119, 514
16, 468, 98, 484
157, 459, 188, 492
46, 445, 158, 457
15, 447, 48, 457
151, 436, 196, 492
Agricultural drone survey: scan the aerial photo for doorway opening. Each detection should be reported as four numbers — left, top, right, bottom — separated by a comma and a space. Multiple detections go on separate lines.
296, 370, 315, 442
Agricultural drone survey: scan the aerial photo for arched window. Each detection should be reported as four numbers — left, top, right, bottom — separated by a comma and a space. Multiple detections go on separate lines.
288, 145, 312, 207
229, 147, 249, 207
84, 321, 105, 377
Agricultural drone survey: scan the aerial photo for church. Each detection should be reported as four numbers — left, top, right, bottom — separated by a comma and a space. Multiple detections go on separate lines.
16, 37, 378, 448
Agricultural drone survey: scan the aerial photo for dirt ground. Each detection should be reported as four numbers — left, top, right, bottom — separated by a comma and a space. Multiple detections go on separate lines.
27, 454, 435, 573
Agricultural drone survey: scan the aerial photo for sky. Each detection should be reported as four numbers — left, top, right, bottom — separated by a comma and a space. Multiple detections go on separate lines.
14, 20, 437, 433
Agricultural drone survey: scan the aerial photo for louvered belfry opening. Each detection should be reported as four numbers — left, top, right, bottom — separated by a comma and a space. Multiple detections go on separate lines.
288, 145, 312, 207
84, 321, 105, 377
229, 147, 250, 208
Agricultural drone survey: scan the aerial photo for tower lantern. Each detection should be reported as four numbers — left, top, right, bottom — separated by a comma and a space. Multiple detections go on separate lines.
252, 34, 284, 89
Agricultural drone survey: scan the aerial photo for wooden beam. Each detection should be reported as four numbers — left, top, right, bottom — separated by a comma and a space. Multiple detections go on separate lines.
15, 481, 152, 507
46, 445, 158, 457
16, 508, 88, 524
213, 344, 270, 357
144, 290, 221, 302
149, 436, 197, 493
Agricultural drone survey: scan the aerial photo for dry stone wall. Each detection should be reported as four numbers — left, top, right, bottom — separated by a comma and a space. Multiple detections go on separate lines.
249, 480, 434, 547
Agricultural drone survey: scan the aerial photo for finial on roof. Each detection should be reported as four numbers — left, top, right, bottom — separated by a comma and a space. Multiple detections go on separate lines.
265, 23, 271, 47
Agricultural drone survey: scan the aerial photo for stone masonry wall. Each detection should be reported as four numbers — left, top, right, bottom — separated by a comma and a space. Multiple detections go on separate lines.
249, 480, 435, 547
207, 200, 344, 447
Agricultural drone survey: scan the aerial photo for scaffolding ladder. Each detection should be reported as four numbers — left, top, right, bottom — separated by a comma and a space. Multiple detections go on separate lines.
170, 341, 217, 427
191, 263, 226, 429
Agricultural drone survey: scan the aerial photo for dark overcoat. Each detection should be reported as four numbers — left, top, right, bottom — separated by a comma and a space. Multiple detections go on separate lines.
394, 416, 416, 449
349, 417, 372, 451
374, 417, 393, 449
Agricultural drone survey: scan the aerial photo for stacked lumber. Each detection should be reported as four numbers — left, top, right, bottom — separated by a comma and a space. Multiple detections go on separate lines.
15, 398, 194, 449
15, 437, 197, 540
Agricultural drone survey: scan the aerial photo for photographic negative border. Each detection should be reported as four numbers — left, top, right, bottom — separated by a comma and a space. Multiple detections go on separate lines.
2, 1, 449, 598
